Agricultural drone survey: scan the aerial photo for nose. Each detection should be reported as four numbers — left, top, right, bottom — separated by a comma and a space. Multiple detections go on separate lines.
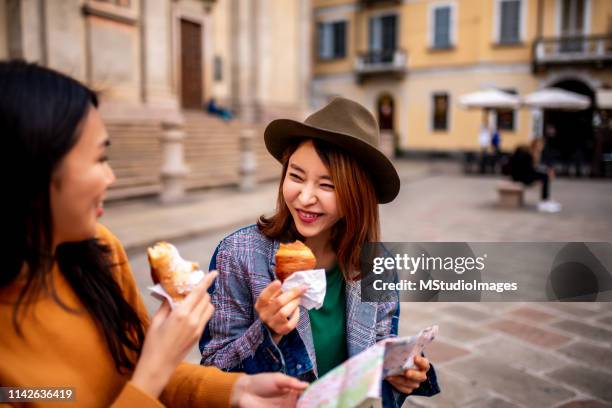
298, 183, 317, 206
105, 162, 116, 187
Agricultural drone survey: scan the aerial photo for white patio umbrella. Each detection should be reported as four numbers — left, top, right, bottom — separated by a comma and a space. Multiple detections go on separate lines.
459, 89, 521, 110
459, 89, 520, 132
523, 87, 590, 110
524, 88, 590, 139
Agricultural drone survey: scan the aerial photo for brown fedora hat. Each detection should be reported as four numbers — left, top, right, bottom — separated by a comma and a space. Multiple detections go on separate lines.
264, 97, 400, 203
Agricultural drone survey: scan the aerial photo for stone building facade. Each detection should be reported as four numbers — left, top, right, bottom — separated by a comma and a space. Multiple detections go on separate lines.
0, 0, 312, 200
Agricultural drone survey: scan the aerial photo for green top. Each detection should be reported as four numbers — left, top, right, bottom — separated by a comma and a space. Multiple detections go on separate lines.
308, 264, 348, 378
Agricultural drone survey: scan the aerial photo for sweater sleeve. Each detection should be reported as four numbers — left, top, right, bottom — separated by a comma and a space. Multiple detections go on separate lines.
110, 382, 164, 408
97, 224, 242, 408
160, 363, 241, 408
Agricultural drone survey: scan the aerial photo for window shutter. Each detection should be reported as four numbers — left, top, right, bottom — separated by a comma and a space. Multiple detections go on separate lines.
500, 0, 520, 44
382, 15, 397, 51
333, 22, 346, 58
319, 23, 334, 59
434, 7, 451, 48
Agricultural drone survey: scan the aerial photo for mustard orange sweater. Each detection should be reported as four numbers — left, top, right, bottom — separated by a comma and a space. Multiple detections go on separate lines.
0, 224, 241, 407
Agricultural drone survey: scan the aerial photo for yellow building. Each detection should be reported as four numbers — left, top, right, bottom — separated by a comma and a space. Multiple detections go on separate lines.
312, 0, 612, 165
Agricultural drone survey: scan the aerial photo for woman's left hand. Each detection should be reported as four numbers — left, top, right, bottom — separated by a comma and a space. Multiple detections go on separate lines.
230, 373, 308, 407
385, 355, 430, 394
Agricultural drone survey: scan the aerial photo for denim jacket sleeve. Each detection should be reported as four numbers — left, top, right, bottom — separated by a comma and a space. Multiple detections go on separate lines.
199, 236, 287, 373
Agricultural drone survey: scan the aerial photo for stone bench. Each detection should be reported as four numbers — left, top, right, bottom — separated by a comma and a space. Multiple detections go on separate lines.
497, 180, 525, 208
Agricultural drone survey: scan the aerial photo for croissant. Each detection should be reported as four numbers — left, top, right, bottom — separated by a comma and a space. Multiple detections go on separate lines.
147, 241, 200, 301
275, 240, 317, 282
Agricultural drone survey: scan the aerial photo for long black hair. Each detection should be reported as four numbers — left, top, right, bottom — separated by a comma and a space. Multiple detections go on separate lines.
0, 61, 144, 373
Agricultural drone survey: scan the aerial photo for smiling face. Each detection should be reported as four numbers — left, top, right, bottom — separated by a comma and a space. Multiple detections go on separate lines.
49, 107, 115, 246
282, 140, 342, 243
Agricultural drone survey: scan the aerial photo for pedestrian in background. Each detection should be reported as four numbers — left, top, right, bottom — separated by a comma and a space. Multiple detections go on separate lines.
479, 124, 491, 173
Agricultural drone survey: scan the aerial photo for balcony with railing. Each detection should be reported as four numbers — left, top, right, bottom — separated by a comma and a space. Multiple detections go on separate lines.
354, 49, 407, 83
359, 0, 402, 7
532, 34, 612, 72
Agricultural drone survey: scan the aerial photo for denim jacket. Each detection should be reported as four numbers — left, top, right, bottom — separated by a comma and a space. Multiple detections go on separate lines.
199, 225, 440, 407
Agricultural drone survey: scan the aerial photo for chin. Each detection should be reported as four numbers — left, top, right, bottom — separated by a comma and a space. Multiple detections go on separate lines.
294, 221, 323, 238
80, 221, 98, 240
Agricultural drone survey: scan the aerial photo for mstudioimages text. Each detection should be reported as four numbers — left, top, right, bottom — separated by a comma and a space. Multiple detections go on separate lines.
373, 279, 519, 293
372, 253, 487, 275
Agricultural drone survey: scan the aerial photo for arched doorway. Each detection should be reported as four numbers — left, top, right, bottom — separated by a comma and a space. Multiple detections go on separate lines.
377, 93, 395, 131
542, 79, 595, 177
377, 93, 396, 157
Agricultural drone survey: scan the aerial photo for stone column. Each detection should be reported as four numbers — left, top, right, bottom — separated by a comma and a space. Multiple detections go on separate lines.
6, 0, 46, 62
141, 0, 176, 109
159, 119, 189, 203
230, 0, 259, 190
239, 128, 257, 191
298, 0, 312, 113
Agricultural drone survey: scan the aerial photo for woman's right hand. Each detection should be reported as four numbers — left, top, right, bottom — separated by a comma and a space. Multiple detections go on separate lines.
131, 271, 218, 398
255, 280, 306, 344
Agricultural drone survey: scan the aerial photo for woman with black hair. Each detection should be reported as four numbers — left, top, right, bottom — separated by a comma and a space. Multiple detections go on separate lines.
0, 60, 306, 407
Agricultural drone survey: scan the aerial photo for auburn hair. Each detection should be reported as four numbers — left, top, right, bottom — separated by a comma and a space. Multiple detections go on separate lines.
258, 138, 380, 280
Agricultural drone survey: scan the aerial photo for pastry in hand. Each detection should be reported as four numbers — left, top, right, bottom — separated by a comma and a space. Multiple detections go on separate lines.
147, 242, 201, 301
275, 240, 317, 282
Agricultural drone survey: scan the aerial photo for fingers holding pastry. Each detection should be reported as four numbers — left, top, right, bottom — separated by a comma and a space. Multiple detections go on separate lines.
147, 241, 206, 302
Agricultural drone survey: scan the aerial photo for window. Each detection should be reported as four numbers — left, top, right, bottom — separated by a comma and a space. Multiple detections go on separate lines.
499, 0, 521, 44
432, 93, 449, 131
214, 56, 222, 82
496, 89, 517, 131
432, 5, 453, 49
560, 0, 587, 52
317, 21, 347, 60
369, 14, 398, 62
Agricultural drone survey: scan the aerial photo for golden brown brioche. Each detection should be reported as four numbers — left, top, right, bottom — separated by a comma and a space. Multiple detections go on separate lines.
147, 241, 200, 301
275, 240, 317, 282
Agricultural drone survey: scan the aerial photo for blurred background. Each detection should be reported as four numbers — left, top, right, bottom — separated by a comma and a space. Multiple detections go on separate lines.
1, 0, 611, 407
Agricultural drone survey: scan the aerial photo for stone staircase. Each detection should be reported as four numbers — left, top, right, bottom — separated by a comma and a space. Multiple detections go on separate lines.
106, 112, 280, 201
106, 120, 163, 200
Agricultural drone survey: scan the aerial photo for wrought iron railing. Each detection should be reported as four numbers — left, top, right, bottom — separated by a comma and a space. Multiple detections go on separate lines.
355, 49, 407, 73
533, 34, 612, 69
359, 0, 402, 7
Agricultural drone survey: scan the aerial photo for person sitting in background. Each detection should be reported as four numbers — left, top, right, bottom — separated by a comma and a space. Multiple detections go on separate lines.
206, 98, 233, 122
509, 142, 561, 213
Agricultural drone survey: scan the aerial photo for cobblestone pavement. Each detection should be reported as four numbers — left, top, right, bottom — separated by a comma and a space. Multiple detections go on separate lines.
106, 159, 612, 408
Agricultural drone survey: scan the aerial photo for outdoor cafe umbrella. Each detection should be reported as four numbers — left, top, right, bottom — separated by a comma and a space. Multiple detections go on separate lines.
523, 88, 590, 138
522, 87, 590, 110
459, 88, 521, 110
459, 89, 521, 130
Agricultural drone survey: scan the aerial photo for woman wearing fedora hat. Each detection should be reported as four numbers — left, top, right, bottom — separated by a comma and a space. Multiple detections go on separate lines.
200, 97, 440, 407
